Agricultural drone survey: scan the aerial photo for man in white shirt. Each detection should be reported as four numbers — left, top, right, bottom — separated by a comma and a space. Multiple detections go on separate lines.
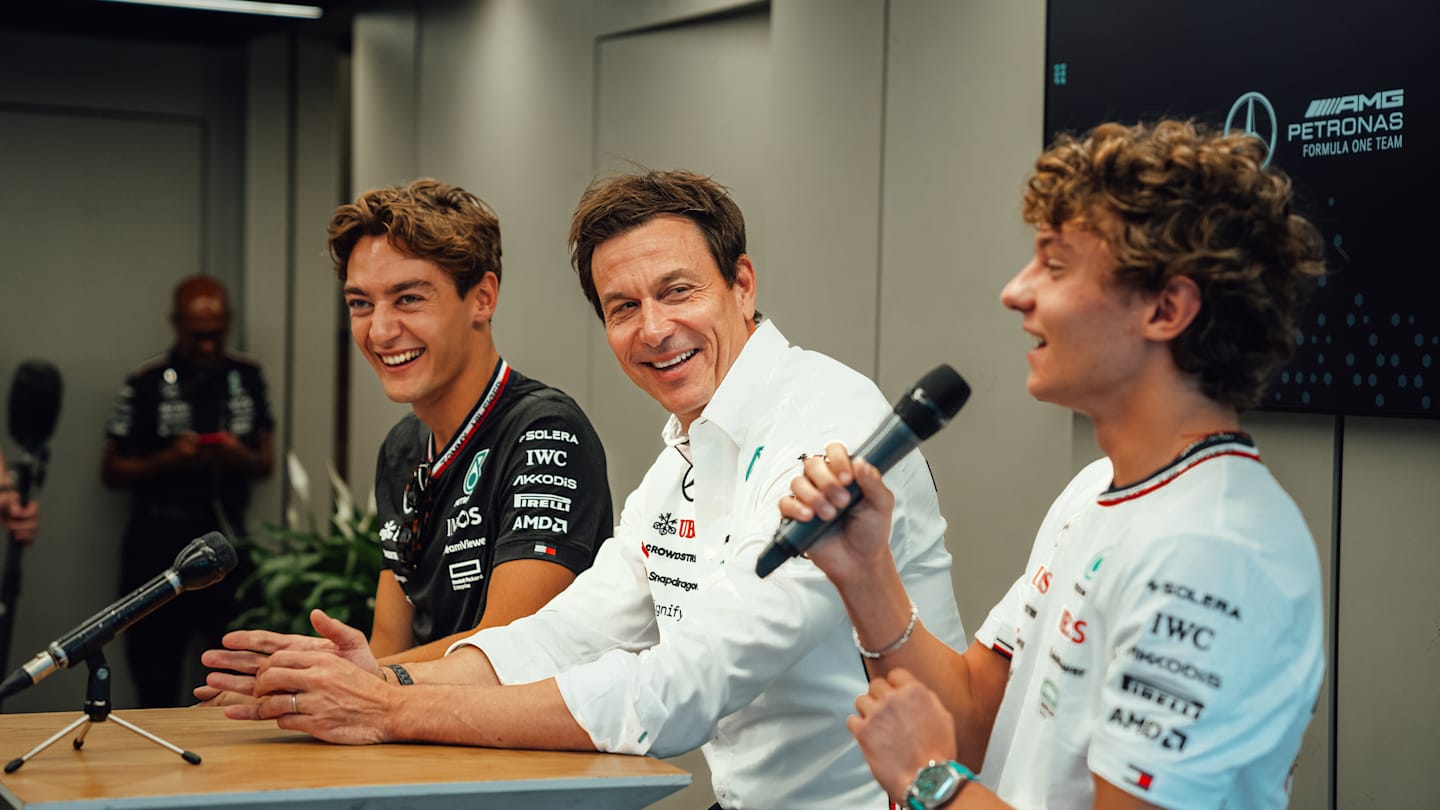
784, 121, 1326, 810
208, 169, 966, 809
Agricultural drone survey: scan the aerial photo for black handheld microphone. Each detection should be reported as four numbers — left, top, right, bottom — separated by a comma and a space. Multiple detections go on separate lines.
7, 361, 62, 455
0, 532, 237, 699
755, 365, 970, 578
6, 360, 63, 501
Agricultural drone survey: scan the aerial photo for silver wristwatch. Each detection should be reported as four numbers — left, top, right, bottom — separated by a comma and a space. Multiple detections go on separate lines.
905, 759, 975, 810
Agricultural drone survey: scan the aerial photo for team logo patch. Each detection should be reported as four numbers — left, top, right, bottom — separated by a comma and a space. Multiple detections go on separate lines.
463, 449, 490, 495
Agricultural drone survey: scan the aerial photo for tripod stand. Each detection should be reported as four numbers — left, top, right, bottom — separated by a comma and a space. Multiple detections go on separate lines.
5, 651, 201, 772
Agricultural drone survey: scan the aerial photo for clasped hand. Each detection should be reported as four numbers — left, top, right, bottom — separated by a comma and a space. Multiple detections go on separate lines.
197, 608, 393, 744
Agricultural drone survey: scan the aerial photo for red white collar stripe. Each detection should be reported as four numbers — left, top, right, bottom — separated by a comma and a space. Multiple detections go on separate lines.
1097, 438, 1259, 507
428, 359, 511, 477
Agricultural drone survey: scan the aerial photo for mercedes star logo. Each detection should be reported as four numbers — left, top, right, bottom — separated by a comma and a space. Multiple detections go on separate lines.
1225, 91, 1278, 168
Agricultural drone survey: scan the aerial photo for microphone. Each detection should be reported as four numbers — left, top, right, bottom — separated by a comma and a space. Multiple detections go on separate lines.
755, 365, 970, 578
7, 360, 63, 456
0, 532, 237, 699
6, 360, 63, 504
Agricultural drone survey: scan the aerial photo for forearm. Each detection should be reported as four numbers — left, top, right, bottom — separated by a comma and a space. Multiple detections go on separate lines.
378, 632, 466, 665
947, 782, 1014, 809
102, 449, 174, 487
401, 644, 500, 687
382, 677, 593, 750
832, 564, 998, 768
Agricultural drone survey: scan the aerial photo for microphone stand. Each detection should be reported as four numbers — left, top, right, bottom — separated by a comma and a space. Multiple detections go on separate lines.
0, 446, 45, 706
5, 651, 201, 773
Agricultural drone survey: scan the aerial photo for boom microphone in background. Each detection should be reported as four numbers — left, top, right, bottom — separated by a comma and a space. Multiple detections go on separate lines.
0, 360, 63, 691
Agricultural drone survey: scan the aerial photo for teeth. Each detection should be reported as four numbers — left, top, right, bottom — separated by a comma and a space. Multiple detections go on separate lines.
652, 349, 696, 369
381, 349, 423, 366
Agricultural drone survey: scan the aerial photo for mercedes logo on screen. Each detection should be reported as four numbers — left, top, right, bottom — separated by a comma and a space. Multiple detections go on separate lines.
1225, 91, 1278, 168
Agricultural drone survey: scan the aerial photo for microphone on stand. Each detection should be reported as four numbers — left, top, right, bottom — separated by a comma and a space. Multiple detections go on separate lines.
0, 532, 237, 700
755, 365, 970, 578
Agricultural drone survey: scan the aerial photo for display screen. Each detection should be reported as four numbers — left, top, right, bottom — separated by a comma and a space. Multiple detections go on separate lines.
1045, 0, 1438, 417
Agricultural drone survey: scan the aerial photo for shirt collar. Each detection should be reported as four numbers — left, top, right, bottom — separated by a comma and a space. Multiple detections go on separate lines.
659, 319, 789, 450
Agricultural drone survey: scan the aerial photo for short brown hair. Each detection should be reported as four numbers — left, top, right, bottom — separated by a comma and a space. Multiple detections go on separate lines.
328, 178, 501, 297
1023, 120, 1326, 411
569, 169, 747, 320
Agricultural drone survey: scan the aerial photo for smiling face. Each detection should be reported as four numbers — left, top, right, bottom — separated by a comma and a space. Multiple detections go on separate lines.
1000, 222, 1157, 419
343, 234, 496, 431
592, 215, 757, 430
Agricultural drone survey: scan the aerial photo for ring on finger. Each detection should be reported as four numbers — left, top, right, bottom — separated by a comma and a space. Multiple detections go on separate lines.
290, 693, 299, 714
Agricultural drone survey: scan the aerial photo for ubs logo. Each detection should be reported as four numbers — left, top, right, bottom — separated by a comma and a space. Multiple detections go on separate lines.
1225, 91, 1278, 168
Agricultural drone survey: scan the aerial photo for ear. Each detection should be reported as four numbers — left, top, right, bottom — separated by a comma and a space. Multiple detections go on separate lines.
469, 272, 499, 327
732, 255, 758, 323
1143, 274, 1202, 342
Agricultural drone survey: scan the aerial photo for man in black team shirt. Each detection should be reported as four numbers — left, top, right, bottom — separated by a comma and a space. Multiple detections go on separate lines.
104, 275, 273, 707
335, 180, 611, 665
198, 179, 611, 688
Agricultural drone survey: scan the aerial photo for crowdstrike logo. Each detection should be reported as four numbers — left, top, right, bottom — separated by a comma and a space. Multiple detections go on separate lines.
1225, 91, 1278, 168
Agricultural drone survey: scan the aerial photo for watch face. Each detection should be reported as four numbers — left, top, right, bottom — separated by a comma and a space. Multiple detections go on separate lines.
910, 763, 961, 808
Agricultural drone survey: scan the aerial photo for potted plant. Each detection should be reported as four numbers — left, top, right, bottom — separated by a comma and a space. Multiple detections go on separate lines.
231, 454, 382, 636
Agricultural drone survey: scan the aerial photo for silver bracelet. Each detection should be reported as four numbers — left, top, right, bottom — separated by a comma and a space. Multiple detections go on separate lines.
854, 602, 919, 659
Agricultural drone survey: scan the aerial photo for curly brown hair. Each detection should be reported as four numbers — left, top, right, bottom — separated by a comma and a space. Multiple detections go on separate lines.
328, 178, 501, 297
1023, 120, 1326, 411
569, 169, 747, 321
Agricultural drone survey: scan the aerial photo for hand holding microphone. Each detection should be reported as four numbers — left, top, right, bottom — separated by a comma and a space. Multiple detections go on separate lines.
757, 365, 969, 578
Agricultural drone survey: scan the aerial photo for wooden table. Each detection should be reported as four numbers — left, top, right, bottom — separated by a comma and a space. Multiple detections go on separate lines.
0, 707, 689, 809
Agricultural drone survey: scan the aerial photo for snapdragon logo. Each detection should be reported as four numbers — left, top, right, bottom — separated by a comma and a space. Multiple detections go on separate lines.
1224, 91, 1278, 168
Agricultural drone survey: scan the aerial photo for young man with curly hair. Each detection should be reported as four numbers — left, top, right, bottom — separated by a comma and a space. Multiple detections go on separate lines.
785, 120, 1326, 809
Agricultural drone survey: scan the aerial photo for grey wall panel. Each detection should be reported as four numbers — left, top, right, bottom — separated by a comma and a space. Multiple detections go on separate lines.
764, 0, 886, 377
243, 34, 294, 530
879, 0, 1061, 636
1336, 416, 1440, 808
1244, 411, 1337, 809
0, 108, 203, 713
288, 38, 345, 524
